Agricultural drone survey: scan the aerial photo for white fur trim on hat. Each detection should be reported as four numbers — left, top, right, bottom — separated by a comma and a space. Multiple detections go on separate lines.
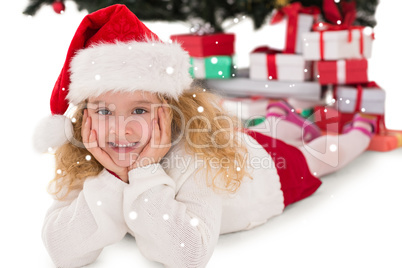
32, 115, 74, 153
67, 40, 192, 104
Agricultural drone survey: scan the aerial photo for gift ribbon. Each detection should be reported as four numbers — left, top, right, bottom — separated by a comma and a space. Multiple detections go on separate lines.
354, 84, 363, 112
271, 2, 320, 53
266, 54, 278, 79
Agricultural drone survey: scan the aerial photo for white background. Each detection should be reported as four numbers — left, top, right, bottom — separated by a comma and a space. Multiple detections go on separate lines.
0, 1, 401, 267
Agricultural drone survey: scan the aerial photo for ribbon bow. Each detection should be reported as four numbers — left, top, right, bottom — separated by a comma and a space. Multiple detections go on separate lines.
313, 0, 358, 33
271, 2, 321, 24
323, 0, 356, 27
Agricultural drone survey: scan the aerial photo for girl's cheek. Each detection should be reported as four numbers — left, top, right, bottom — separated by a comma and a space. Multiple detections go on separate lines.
131, 119, 152, 143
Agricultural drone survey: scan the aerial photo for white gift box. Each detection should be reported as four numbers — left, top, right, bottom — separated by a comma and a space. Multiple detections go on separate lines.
266, 13, 315, 54
337, 85, 385, 114
250, 52, 312, 82
302, 27, 374, 60
220, 97, 269, 120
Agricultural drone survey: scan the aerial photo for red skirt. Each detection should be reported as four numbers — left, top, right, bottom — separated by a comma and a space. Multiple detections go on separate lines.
245, 129, 322, 207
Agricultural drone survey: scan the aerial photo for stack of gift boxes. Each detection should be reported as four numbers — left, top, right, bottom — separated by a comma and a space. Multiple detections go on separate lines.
170, 33, 236, 80
302, 21, 384, 135
169, 2, 400, 150
248, 2, 388, 138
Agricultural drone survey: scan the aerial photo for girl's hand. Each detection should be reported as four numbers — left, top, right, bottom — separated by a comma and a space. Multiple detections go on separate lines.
82, 109, 129, 183
129, 101, 172, 170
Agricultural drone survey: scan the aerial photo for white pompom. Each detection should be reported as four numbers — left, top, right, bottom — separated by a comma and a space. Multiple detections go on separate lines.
32, 115, 74, 153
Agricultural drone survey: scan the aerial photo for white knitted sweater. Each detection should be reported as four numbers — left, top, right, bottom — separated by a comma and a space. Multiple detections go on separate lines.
42, 132, 284, 267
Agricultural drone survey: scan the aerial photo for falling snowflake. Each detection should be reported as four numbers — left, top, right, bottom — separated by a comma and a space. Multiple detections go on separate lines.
329, 144, 338, 152
129, 211, 138, 220
166, 67, 174, 75
190, 218, 199, 227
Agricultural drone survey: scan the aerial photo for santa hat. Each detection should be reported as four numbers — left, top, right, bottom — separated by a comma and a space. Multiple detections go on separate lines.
33, 4, 192, 153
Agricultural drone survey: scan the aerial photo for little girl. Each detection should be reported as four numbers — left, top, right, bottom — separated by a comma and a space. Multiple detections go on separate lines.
34, 4, 376, 268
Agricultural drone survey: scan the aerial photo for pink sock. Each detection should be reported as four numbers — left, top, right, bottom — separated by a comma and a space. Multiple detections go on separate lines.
353, 120, 373, 134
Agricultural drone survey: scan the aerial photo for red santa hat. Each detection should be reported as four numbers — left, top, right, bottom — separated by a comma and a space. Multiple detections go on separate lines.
33, 4, 192, 153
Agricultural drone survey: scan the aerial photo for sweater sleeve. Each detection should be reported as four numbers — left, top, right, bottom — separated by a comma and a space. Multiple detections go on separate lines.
42, 169, 128, 267
123, 163, 223, 268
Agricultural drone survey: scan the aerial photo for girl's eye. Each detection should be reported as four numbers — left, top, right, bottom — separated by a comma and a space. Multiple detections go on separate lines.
97, 109, 111, 115
133, 108, 146, 114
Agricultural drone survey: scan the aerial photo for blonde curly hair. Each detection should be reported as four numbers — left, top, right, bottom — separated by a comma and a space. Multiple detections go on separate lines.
48, 86, 252, 200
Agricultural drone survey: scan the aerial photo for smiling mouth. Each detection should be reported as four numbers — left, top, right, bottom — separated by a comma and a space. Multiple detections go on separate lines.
108, 142, 138, 148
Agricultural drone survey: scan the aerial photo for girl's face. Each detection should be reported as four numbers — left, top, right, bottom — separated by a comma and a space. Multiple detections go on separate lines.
87, 91, 162, 167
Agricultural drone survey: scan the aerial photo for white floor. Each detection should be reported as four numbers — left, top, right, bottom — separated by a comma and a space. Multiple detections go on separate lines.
1, 1, 401, 267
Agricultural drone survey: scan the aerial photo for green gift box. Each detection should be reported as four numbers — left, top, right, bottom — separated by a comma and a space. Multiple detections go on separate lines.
189, 56, 234, 79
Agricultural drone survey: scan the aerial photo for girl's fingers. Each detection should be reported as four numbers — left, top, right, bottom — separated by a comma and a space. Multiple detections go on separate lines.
82, 109, 87, 124
81, 111, 98, 150
81, 109, 89, 143
158, 105, 172, 146
164, 106, 172, 133
82, 117, 92, 146
88, 129, 99, 149
88, 129, 94, 143
153, 117, 161, 146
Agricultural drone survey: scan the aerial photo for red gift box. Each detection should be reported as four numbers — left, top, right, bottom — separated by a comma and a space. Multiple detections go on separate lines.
314, 105, 383, 135
315, 59, 368, 85
170, 33, 235, 57
313, 105, 354, 134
